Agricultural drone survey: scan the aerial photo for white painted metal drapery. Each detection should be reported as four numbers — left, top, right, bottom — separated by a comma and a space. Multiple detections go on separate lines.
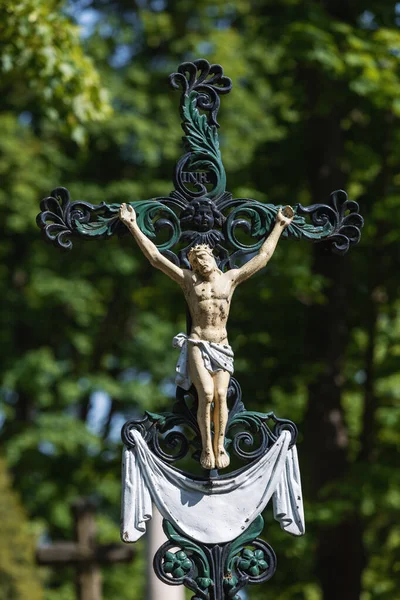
121, 429, 304, 545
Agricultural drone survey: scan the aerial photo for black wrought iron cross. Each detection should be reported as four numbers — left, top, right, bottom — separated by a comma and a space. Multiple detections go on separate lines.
37, 59, 364, 600
37, 59, 363, 266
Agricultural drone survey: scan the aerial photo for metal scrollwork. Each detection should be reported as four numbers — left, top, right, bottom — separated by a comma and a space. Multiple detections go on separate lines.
155, 520, 212, 599
297, 189, 364, 254
121, 416, 149, 446
169, 59, 232, 203
37, 60, 363, 258
37, 188, 182, 252
154, 516, 276, 600
224, 192, 364, 257
36, 187, 120, 250
172, 89, 229, 200
226, 409, 298, 462
38, 185, 363, 261
169, 59, 232, 128
121, 410, 198, 465
121, 377, 296, 472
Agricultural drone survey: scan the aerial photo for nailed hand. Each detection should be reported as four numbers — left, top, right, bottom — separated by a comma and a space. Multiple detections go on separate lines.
276, 206, 294, 228
119, 202, 137, 225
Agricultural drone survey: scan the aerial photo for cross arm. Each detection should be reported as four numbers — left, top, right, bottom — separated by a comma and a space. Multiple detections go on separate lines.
37, 60, 364, 271
36, 542, 134, 566
36, 187, 182, 260
36, 185, 364, 275
222, 189, 364, 266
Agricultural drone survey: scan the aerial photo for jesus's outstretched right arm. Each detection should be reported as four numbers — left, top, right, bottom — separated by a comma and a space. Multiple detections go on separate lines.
119, 203, 185, 285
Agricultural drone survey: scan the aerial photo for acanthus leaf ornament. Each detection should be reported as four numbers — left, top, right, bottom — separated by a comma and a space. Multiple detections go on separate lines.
37, 60, 363, 263
168, 59, 233, 128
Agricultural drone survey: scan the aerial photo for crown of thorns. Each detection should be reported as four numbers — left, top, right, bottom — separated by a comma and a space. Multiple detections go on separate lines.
188, 244, 214, 263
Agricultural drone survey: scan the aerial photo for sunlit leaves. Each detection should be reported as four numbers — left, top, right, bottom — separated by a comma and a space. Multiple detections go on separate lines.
0, 0, 111, 139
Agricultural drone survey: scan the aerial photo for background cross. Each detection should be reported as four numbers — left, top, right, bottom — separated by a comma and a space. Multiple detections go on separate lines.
36, 499, 134, 600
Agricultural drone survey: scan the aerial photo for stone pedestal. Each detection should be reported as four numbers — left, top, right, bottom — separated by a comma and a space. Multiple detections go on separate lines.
146, 505, 185, 600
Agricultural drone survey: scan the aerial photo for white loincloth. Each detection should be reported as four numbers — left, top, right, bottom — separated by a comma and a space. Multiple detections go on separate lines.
172, 332, 234, 390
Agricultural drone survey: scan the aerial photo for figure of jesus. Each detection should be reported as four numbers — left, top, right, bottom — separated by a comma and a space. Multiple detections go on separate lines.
119, 203, 293, 470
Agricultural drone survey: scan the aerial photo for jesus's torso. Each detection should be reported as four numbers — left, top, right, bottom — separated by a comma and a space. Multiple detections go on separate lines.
182, 271, 234, 344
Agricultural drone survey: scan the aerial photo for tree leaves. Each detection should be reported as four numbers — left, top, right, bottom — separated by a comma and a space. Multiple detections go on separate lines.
0, 1, 400, 599
0, 457, 43, 600
0, 0, 111, 140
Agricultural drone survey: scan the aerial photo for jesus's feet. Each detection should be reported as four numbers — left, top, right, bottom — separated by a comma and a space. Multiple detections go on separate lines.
215, 448, 230, 470
200, 449, 215, 470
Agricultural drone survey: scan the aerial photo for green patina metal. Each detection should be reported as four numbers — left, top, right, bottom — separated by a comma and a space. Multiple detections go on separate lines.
37, 59, 363, 260
180, 90, 226, 200
225, 202, 333, 250
73, 199, 181, 251
224, 514, 264, 573
155, 515, 275, 600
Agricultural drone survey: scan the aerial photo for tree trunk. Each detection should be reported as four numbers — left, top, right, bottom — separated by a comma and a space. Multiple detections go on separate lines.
302, 67, 365, 599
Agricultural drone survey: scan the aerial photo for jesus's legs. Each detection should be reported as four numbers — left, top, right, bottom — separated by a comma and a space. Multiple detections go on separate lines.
213, 370, 230, 469
188, 345, 215, 470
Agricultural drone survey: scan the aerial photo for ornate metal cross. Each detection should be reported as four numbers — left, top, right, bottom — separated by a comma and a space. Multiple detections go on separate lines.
37, 59, 363, 600
37, 59, 363, 260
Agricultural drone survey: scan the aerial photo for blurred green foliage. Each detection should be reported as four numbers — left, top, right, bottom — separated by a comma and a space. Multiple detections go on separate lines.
0, 0, 400, 599
0, 0, 111, 142
0, 456, 43, 600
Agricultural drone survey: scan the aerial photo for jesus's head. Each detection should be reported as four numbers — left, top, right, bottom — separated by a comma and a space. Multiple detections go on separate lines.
188, 244, 218, 277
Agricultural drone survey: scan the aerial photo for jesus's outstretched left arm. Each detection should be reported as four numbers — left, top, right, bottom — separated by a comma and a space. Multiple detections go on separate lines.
229, 207, 294, 286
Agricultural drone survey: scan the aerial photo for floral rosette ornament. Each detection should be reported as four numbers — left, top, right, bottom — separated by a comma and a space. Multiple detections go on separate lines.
163, 550, 193, 579
237, 548, 268, 577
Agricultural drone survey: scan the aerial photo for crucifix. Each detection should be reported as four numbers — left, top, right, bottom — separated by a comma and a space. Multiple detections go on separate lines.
37, 59, 363, 600
119, 201, 294, 470
36, 499, 134, 600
